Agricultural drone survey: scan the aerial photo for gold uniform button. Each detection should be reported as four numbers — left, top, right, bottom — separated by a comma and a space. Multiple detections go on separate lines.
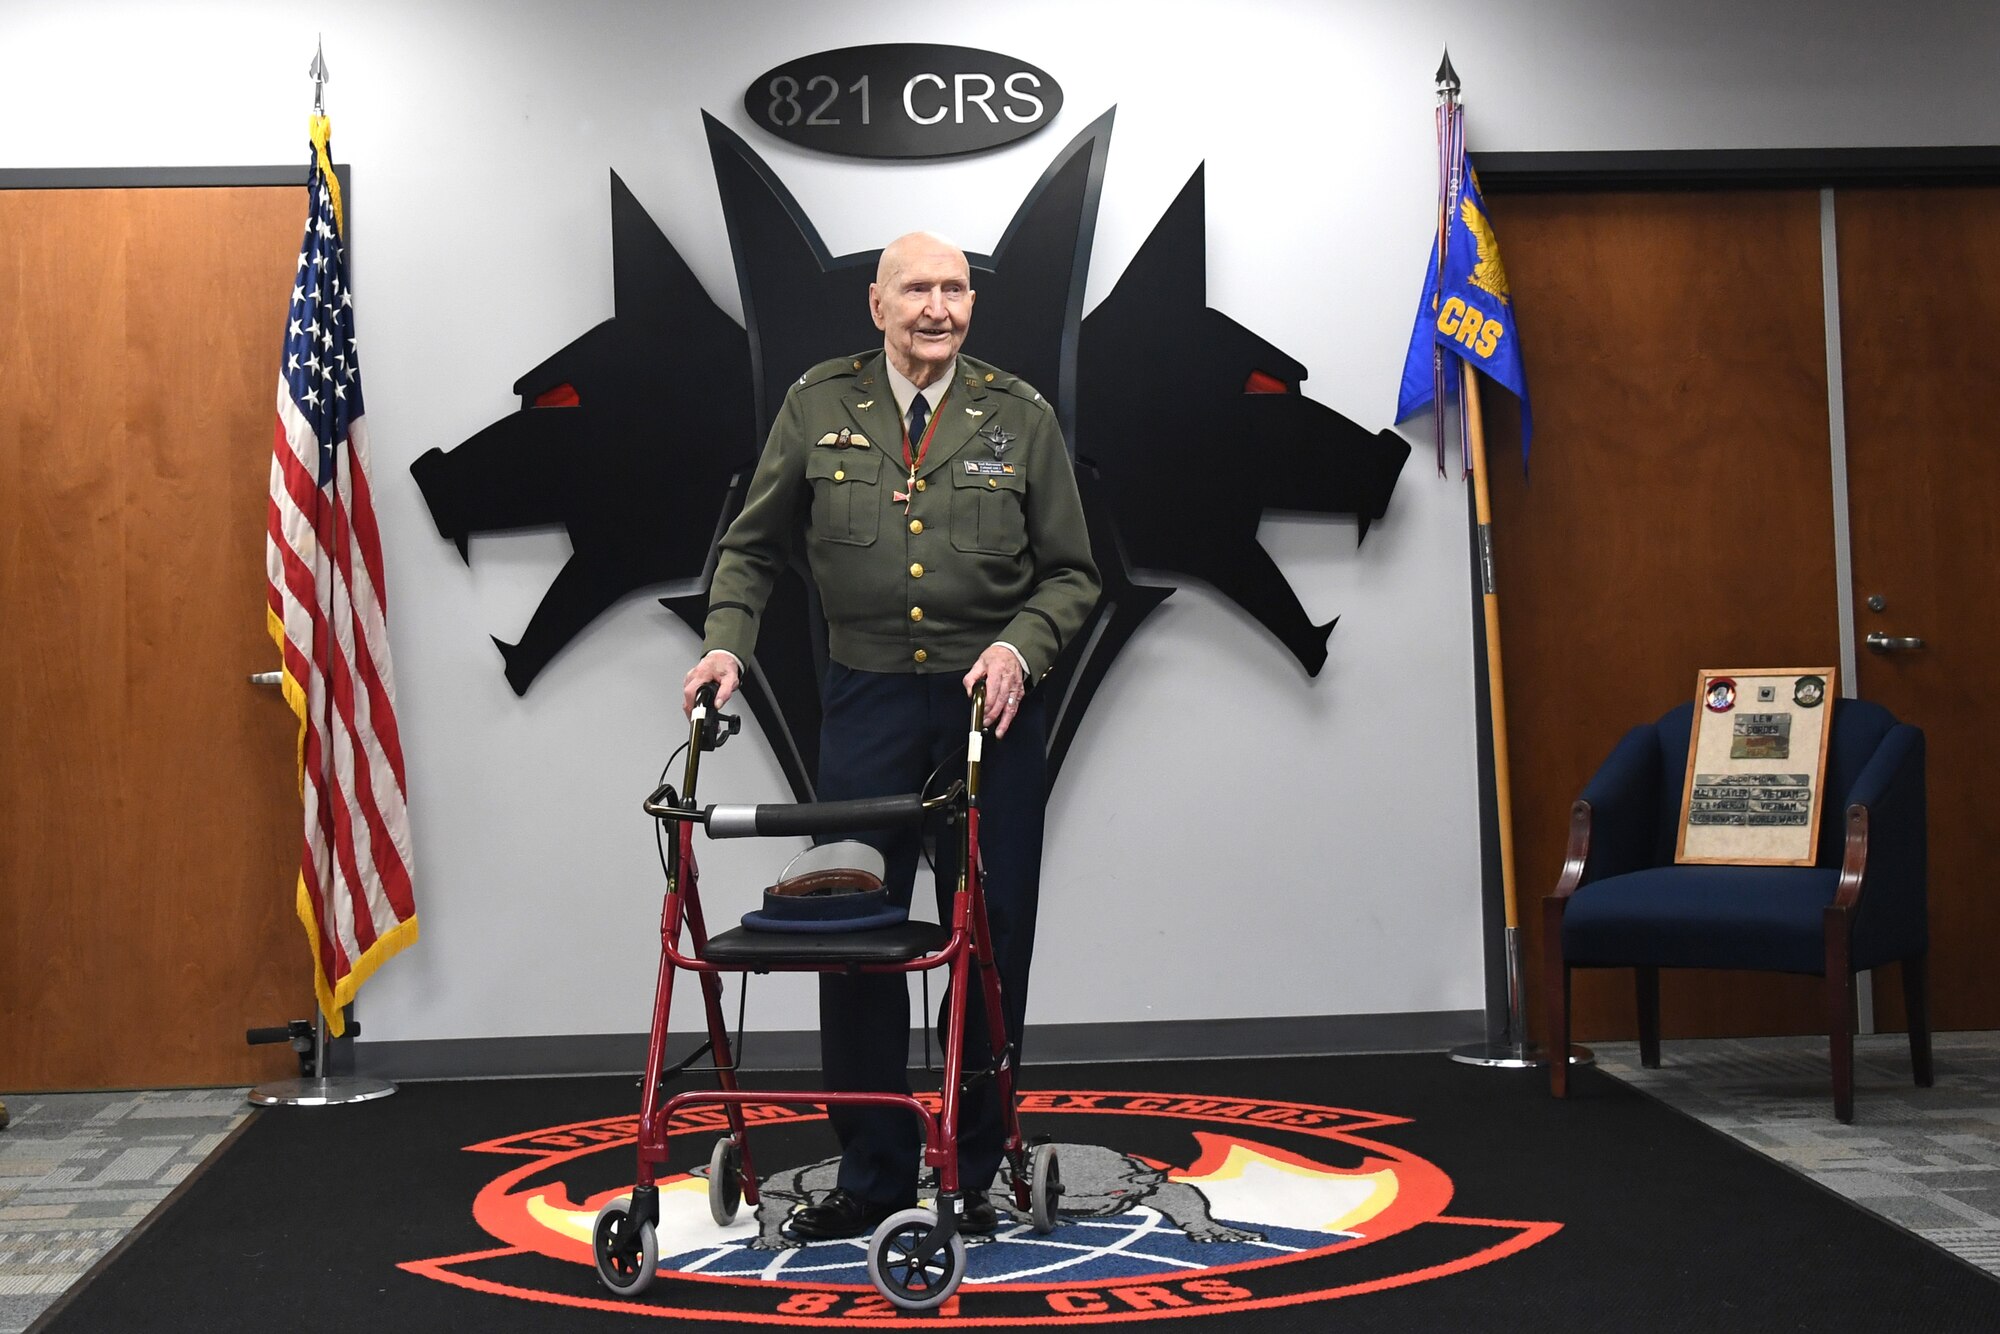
834, 469, 845, 481
913, 648, 928, 664
987, 478, 998, 489
915, 479, 926, 492
909, 607, 923, 622
984, 373, 995, 382
852, 360, 862, 369
909, 519, 924, 534
909, 563, 924, 578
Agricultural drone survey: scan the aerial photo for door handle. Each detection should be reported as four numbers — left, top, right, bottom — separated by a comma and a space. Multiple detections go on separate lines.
1864, 632, 1926, 653
249, 671, 284, 687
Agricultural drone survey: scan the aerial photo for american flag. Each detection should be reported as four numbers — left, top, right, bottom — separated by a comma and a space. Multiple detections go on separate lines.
265, 115, 416, 1035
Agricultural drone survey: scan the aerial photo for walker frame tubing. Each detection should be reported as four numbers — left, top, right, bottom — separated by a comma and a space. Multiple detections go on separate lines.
628, 687, 1023, 1208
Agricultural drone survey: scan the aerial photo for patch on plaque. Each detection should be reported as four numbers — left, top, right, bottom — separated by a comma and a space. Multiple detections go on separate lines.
1730, 712, 1792, 761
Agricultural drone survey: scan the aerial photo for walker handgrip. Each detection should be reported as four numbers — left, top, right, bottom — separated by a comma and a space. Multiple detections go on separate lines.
703, 793, 927, 839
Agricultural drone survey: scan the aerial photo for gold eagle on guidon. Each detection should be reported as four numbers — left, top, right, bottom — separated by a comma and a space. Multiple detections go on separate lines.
1460, 187, 1511, 305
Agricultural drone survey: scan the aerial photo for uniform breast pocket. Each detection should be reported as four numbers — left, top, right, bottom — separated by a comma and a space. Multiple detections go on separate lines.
807, 448, 881, 546
949, 467, 1028, 556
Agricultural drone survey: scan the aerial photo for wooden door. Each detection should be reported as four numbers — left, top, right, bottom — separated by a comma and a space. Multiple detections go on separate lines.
1838, 186, 2000, 1031
0, 186, 309, 1088
1482, 190, 1844, 1041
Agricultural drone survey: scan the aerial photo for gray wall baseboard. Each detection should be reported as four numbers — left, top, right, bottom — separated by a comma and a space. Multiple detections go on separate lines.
353, 1010, 1484, 1081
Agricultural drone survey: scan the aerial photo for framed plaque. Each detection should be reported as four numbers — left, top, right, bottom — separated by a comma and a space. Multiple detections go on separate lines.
1675, 666, 1837, 866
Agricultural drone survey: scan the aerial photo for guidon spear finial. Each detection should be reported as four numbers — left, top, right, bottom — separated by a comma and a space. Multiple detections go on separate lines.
1435, 46, 1461, 102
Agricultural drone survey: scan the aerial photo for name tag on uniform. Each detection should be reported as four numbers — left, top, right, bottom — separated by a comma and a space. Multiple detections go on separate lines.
964, 461, 1017, 476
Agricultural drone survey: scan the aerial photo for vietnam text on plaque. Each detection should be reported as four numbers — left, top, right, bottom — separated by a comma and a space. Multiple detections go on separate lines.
1688, 773, 1812, 826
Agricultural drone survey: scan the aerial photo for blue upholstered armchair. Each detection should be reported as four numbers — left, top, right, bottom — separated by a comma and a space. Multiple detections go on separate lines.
1543, 698, 1930, 1122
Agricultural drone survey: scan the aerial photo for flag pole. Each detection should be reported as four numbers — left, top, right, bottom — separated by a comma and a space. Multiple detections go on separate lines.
250, 38, 398, 1108
1438, 53, 1588, 1072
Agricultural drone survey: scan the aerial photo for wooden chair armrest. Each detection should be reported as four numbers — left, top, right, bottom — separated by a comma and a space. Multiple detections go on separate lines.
1549, 799, 1595, 902
1832, 803, 1869, 910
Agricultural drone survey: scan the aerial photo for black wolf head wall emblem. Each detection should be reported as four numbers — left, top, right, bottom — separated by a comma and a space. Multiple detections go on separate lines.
408, 174, 754, 695
412, 111, 1409, 798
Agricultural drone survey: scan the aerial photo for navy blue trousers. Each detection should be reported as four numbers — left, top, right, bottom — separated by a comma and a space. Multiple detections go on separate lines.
815, 663, 1046, 1206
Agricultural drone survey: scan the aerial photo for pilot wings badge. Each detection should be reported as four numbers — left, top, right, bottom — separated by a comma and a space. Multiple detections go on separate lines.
981, 426, 1017, 458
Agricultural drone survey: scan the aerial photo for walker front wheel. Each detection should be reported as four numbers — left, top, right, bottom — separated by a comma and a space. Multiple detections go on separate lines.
708, 1136, 743, 1226
592, 1196, 658, 1296
867, 1207, 966, 1311
1028, 1144, 1063, 1234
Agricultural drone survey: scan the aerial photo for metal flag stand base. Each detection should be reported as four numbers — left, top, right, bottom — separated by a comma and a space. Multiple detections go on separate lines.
247, 1074, 396, 1107
1451, 1040, 1594, 1070
247, 1010, 397, 1107
1450, 928, 1595, 1070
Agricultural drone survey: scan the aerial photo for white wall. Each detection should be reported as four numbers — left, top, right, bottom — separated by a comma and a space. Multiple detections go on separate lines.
6, 0, 1996, 1045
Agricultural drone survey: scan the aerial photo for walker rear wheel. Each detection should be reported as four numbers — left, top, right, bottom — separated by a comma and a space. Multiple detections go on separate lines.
708, 1136, 743, 1226
592, 1195, 658, 1296
867, 1207, 966, 1311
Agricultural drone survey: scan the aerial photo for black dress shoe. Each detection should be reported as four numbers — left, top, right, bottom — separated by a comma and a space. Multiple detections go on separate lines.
785, 1188, 906, 1241
961, 1193, 1000, 1235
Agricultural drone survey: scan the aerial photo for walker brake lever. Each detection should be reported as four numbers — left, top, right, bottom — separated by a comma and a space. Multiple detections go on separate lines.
701, 709, 742, 752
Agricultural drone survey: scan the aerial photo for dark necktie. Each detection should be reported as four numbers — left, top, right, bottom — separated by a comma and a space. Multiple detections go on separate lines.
907, 392, 929, 448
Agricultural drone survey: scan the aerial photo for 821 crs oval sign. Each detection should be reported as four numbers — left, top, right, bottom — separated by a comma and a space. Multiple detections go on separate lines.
745, 44, 1063, 160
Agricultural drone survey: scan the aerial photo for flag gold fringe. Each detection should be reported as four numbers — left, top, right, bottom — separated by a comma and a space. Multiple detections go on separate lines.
296, 885, 420, 1038
309, 114, 344, 236
267, 605, 309, 768
268, 597, 418, 1037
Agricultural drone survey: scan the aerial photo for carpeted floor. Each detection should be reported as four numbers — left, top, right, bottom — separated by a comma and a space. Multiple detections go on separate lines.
3, 1034, 1998, 1331
1594, 1031, 2000, 1276
10, 1050, 2000, 1333
0, 1090, 248, 1334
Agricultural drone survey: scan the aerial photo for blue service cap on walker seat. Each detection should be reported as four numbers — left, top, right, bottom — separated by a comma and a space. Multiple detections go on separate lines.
739, 841, 907, 933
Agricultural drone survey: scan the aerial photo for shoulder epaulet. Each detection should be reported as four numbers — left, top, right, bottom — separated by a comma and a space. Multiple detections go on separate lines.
793, 354, 870, 390
962, 359, 1050, 409
999, 375, 1049, 407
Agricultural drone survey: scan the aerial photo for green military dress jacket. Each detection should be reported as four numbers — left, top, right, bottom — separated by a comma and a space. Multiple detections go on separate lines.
703, 350, 1100, 683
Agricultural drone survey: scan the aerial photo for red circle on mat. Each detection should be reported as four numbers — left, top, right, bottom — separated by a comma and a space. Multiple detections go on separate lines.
399, 1090, 1560, 1325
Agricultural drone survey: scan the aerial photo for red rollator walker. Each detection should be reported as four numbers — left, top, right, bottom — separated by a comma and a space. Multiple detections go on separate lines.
591, 682, 1062, 1311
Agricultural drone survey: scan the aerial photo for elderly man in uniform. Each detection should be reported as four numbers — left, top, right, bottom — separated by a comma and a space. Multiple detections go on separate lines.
682, 231, 1099, 1240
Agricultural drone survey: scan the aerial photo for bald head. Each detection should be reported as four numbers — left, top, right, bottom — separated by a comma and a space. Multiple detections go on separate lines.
870, 231, 976, 388
876, 231, 966, 285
